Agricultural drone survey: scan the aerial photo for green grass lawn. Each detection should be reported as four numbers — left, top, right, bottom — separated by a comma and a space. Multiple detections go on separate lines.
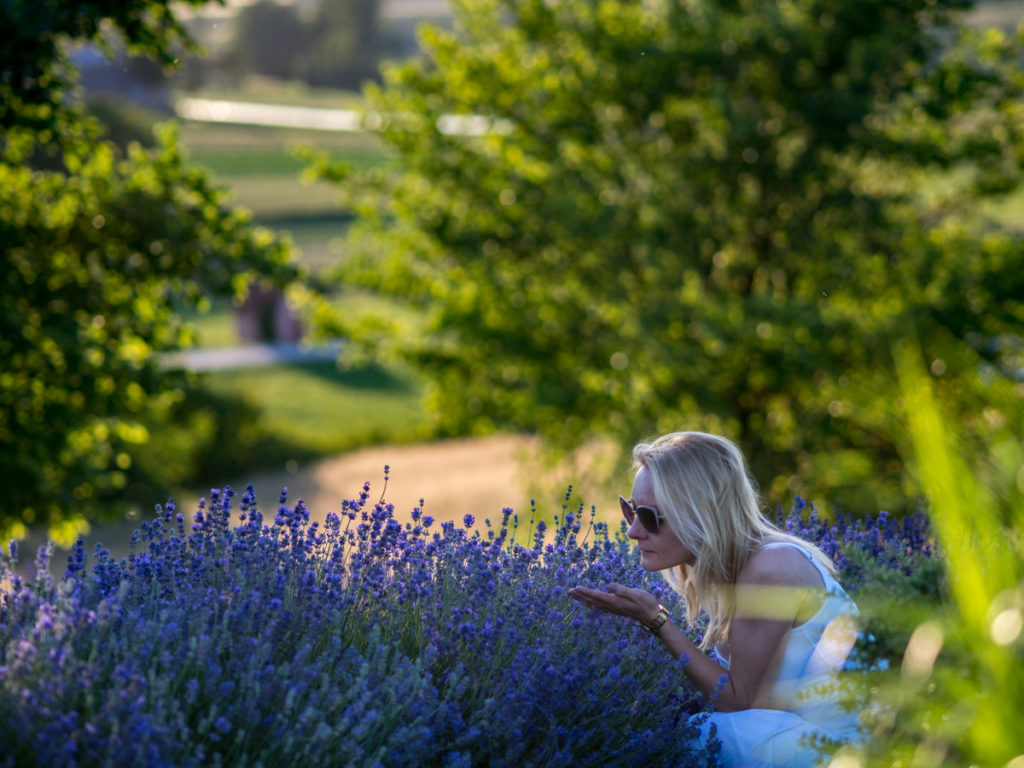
222, 176, 345, 219
198, 361, 431, 455
178, 122, 388, 178
181, 79, 369, 110
171, 115, 376, 365
178, 295, 240, 348
177, 121, 387, 221
173, 104, 403, 356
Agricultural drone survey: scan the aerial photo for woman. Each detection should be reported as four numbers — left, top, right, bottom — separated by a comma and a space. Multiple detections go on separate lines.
569, 432, 860, 767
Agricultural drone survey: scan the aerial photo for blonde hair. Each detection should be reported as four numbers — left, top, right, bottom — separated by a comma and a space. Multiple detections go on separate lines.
633, 431, 835, 650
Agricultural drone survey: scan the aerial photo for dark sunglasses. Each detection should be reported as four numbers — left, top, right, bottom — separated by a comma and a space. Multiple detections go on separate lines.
619, 495, 664, 534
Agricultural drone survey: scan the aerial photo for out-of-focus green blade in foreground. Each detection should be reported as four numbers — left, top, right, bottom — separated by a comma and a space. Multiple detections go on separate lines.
881, 339, 1024, 767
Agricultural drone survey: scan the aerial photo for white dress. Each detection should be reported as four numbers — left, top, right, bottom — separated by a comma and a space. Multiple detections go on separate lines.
691, 542, 861, 767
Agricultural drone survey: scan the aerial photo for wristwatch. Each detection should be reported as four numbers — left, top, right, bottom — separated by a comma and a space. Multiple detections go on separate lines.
640, 604, 670, 635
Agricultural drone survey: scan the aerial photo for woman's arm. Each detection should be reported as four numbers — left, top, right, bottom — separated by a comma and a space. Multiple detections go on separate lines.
568, 583, 742, 707
568, 547, 822, 712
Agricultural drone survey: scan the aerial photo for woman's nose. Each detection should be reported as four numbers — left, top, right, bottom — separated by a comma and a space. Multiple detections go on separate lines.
627, 516, 646, 540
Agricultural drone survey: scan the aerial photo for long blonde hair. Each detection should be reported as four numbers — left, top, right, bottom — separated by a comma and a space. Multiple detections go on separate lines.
633, 431, 835, 650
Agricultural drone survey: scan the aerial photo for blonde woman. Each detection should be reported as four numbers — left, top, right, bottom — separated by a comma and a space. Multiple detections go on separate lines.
569, 432, 860, 767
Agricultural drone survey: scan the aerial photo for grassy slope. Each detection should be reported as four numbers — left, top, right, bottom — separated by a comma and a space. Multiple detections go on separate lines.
178, 121, 384, 214
198, 362, 431, 455
171, 109, 429, 485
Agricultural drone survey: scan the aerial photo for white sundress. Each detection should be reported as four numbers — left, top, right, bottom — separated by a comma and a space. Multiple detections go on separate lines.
690, 541, 862, 767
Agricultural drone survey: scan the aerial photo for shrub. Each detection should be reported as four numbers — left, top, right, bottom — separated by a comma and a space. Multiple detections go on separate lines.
0, 483, 938, 766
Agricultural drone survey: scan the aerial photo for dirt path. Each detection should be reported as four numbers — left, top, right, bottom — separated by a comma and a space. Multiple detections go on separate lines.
16, 435, 617, 574
203, 434, 548, 524
187, 433, 615, 529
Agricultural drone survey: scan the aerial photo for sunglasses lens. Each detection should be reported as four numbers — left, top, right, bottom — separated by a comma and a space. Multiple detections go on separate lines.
620, 496, 660, 533
619, 496, 635, 524
637, 507, 660, 534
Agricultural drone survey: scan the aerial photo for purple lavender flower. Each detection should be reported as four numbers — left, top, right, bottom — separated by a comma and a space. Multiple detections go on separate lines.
0, 478, 934, 766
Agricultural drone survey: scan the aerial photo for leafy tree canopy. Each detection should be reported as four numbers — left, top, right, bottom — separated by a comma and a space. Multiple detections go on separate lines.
1, 0, 300, 541
1, 0, 204, 134
316, 0, 1024, 512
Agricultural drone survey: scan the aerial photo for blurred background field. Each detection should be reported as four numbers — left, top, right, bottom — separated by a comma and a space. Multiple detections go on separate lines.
85, 0, 1024, 520
78, 95, 432, 531
7, 0, 1024, 547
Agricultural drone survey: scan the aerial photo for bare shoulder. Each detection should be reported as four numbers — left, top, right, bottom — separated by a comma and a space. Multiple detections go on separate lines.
738, 544, 824, 590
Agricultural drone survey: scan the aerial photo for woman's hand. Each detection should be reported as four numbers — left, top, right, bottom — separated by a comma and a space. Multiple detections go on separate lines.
567, 583, 663, 625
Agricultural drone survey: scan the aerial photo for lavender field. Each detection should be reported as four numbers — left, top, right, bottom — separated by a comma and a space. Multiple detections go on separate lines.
1, 478, 935, 767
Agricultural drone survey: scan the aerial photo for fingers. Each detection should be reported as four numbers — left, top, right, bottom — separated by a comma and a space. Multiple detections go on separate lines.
569, 584, 664, 625
569, 584, 614, 597
568, 584, 637, 619
567, 586, 598, 605
568, 586, 608, 607
568, 584, 624, 605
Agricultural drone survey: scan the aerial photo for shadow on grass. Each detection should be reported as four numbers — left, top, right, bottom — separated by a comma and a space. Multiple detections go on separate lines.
294, 360, 417, 393
254, 211, 354, 228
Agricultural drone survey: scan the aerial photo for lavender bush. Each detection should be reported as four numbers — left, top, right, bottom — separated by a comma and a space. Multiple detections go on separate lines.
1, 479, 937, 767
778, 499, 944, 673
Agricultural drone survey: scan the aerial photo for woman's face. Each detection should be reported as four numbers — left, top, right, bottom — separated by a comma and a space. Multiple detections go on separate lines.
627, 465, 696, 571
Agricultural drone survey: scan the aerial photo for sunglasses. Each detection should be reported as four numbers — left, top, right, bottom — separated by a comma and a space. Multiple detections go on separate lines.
619, 495, 664, 534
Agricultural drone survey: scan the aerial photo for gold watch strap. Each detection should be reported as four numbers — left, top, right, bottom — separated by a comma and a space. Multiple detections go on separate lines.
640, 605, 669, 635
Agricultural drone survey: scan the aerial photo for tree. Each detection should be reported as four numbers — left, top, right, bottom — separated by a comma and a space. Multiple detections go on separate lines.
300, 0, 382, 89
1, 0, 196, 135
315, 0, 1024, 512
228, 0, 383, 89
0, 0, 300, 542
230, 0, 314, 81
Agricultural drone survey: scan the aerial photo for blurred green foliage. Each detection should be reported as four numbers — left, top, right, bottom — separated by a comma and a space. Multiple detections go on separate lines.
1, 0, 204, 134
843, 341, 1024, 766
0, 0, 301, 542
83, 96, 161, 152
119, 385, 308, 511
316, 0, 1024, 511
197, 361, 431, 456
